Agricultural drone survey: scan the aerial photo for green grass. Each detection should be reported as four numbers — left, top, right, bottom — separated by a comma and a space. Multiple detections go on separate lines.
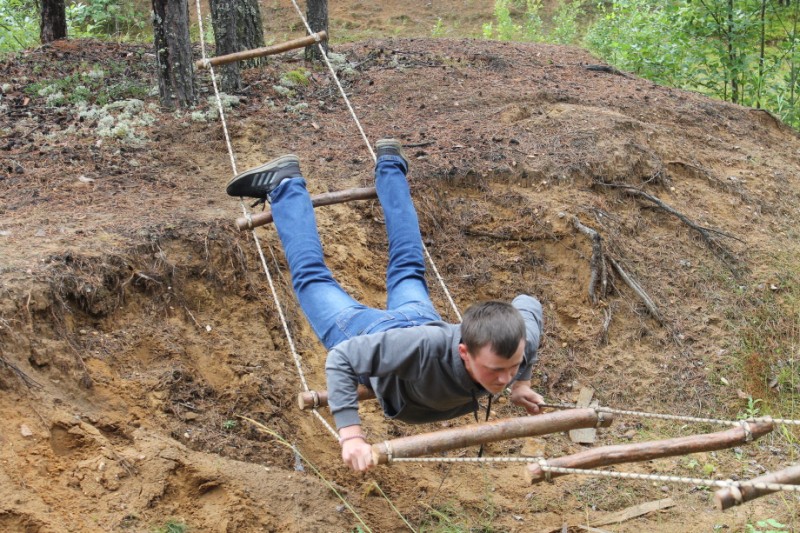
154, 519, 188, 533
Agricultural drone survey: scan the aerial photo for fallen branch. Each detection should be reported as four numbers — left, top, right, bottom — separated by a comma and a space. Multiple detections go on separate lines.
543, 498, 675, 533
607, 257, 664, 326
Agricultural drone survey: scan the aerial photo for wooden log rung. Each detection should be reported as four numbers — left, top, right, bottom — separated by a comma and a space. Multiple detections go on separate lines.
235, 186, 378, 231
525, 420, 774, 484
372, 408, 614, 465
196, 31, 328, 70
297, 386, 376, 410
714, 464, 800, 510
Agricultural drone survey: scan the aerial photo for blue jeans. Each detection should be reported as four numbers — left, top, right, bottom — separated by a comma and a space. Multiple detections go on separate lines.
270, 155, 442, 350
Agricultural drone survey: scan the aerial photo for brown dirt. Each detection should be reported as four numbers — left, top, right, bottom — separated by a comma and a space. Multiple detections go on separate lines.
3, 4, 800, 532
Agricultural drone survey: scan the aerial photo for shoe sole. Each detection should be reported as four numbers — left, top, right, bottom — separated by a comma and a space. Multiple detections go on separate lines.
226, 154, 300, 197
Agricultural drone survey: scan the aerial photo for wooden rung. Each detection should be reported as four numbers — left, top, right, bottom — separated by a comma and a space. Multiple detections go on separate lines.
235, 186, 378, 231
715, 464, 800, 510
195, 31, 328, 70
371, 408, 614, 465
297, 386, 377, 410
525, 420, 774, 484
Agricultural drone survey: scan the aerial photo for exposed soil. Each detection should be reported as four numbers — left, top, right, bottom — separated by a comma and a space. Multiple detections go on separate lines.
3, 4, 800, 532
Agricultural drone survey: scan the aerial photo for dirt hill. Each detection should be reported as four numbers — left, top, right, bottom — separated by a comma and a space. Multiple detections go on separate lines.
2, 28, 800, 533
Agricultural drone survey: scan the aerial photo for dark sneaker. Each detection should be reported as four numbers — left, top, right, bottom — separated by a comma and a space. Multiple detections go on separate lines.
375, 139, 408, 168
225, 154, 301, 200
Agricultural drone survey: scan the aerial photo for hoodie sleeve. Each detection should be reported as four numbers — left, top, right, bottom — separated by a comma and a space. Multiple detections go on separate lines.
325, 325, 449, 429
512, 294, 544, 381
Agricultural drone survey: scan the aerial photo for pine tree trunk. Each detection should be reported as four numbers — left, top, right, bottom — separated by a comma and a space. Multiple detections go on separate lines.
152, 0, 196, 109
305, 0, 329, 61
237, 0, 266, 69
210, 0, 241, 92
40, 0, 67, 43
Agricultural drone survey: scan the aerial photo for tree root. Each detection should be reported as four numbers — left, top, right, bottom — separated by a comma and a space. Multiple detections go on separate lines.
596, 182, 745, 277
572, 216, 608, 304
608, 256, 665, 326
0, 355, 41, 389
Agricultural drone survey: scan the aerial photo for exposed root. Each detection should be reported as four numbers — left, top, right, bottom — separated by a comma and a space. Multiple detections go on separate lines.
607, 256, 665, 326
598, 302, 614, 347
571, 216, 608, 304
0, 354, 42, 389
596, 182, 745, 277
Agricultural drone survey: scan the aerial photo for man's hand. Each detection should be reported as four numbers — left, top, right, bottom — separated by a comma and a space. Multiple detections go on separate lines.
339, 425, 373, 471
510, 381, 544, 415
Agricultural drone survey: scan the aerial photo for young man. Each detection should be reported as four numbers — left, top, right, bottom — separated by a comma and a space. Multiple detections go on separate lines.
226, 139, 544, 472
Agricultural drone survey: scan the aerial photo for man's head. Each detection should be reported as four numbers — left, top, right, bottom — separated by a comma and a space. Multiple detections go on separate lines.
458, 301, 526, 394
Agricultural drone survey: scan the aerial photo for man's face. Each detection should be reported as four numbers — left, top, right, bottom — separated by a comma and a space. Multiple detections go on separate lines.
459, 339, 525, 394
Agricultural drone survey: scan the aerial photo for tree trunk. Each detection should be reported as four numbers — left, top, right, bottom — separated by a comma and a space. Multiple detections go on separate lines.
305, 0, 329, 61
40, 0, 67, 43
237, 0, 266, 68
210, 0, 241, 92
152, 0, 196, 109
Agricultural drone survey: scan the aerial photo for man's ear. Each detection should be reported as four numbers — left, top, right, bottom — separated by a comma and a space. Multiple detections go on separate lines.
458, 343, 469, 362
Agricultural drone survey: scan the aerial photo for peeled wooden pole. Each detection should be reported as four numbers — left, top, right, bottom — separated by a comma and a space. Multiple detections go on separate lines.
714, 464, 800, 510
372, 408, 614, 465
195, 32, 328, 70
235, 187, 378, 230
297, 386, 376, 410
526, 420, 773, 484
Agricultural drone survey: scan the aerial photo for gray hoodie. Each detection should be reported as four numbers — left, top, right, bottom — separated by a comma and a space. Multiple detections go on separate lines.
325, 295, 543, 429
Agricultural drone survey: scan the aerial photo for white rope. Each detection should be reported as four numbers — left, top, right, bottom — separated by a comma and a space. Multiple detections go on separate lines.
543, 402, 799, 427
285, 0, 461, 320
536, 463, 800, 493
196, 0, 464, 444
194, 0, 312, 395
390, 455, 543, 464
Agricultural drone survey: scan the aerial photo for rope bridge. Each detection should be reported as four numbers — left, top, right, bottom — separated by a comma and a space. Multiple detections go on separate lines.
191, 0, 800, 516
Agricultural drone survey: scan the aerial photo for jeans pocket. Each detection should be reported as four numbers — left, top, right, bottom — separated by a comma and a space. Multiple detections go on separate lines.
335, 306, 395, 340
398, 301, 442, 325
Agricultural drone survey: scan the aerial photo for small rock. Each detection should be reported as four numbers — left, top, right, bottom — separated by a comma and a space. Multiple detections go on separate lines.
660, 486, 669, 492
20, 424, 33, 437
623, 429, 637, 440
184, 412, 199, 421
78, 175, 95, 183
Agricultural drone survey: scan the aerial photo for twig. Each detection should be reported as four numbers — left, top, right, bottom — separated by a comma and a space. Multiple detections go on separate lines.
607, 257, 665, 326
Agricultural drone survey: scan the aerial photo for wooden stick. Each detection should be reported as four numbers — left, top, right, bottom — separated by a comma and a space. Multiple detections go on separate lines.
714, 464, 800, 510
297, 386, 377, 410
607, 256, 665, 326
372, 408, 614, 465
235, 186, 378, 231
195, 32, 328, 70
526, 420, 773, 484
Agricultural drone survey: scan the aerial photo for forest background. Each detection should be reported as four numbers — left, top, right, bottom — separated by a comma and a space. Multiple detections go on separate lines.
5, 0, 800, 129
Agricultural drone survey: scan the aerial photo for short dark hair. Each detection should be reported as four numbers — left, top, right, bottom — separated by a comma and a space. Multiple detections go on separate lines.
461, 300, 525, 359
